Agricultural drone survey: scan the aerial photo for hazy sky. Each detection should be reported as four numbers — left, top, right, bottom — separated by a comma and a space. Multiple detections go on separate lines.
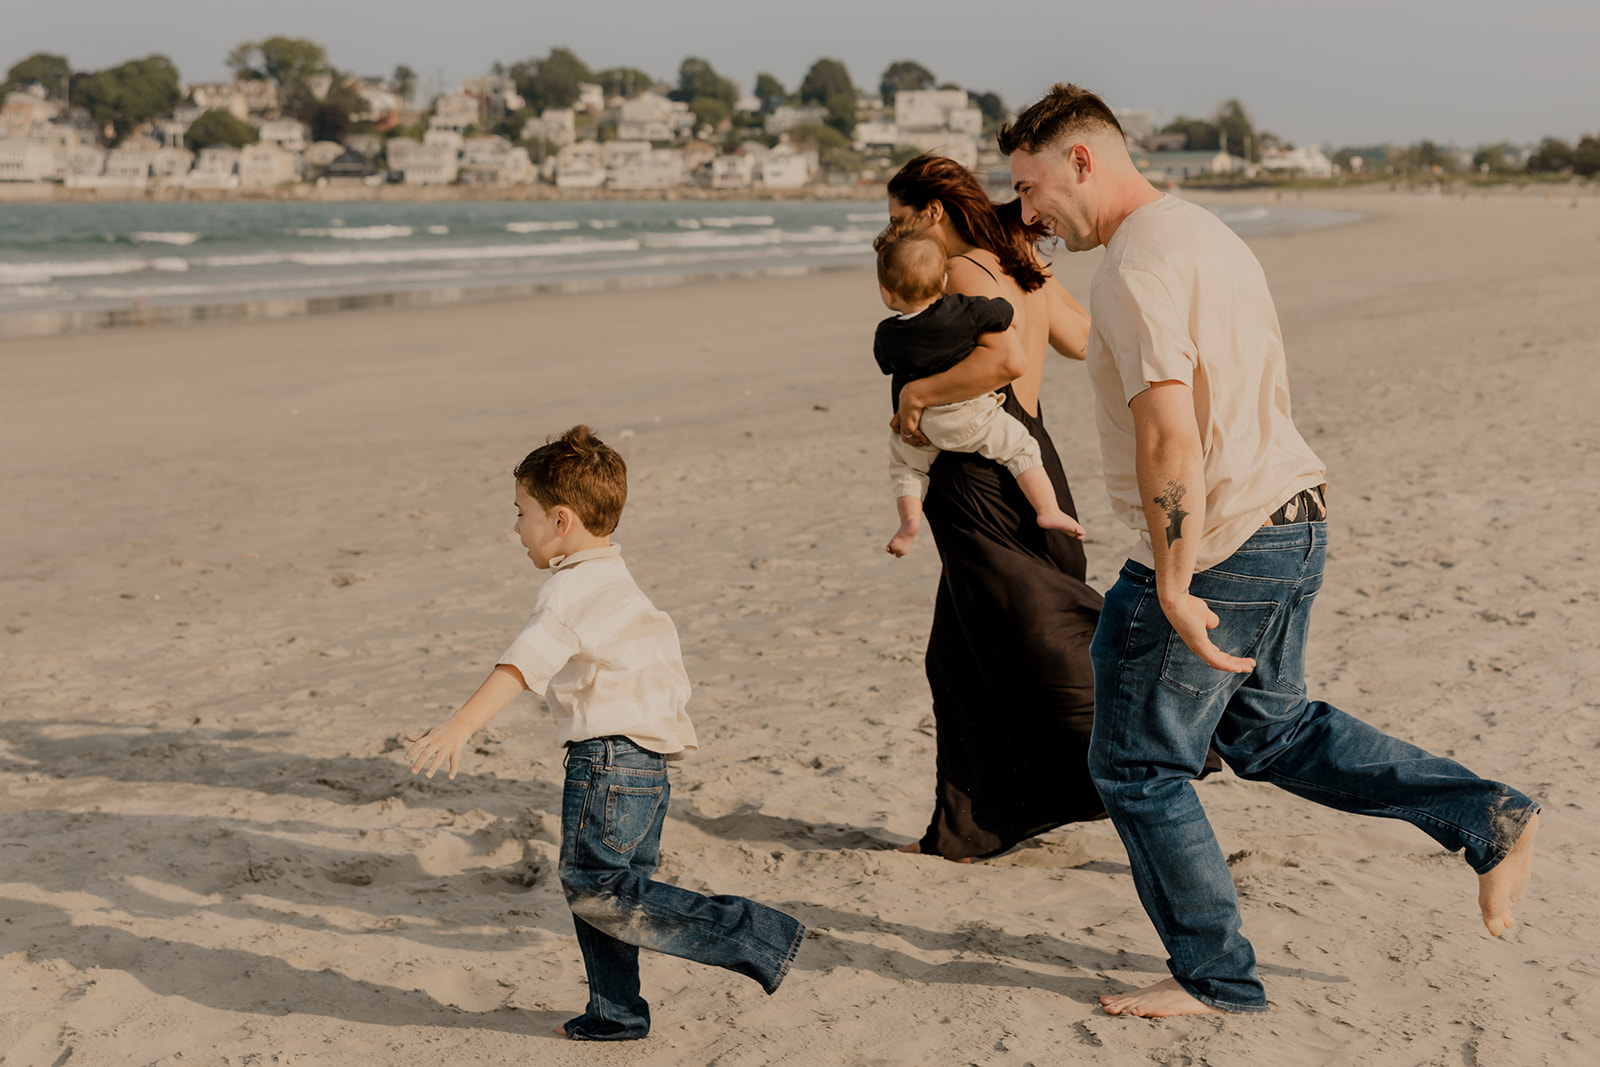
7, 1, 1595, 148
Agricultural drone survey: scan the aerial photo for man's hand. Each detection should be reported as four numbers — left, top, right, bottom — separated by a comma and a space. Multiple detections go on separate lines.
1160, 592, 1256, 674
405, 718, 474, 780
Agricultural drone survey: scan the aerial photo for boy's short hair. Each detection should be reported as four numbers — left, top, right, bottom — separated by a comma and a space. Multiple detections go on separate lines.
874, 223, 946, 303
513, 425, 627, 536
996, 83, 1124, 156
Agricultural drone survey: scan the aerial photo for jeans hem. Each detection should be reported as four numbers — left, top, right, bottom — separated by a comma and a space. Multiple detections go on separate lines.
1469, 802, 1541, 875
763, 922, 806, 994
1173, 975, 1269, 1014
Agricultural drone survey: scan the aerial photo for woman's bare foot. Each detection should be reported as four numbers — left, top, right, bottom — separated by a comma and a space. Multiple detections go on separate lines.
1035, 507, 1086, 539
1479, 810, 1538, 937
896, 840, 972, 863
1099, 977, 1223, 1018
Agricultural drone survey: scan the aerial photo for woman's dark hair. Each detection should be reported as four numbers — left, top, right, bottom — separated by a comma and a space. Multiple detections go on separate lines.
886, 153, 1047, 293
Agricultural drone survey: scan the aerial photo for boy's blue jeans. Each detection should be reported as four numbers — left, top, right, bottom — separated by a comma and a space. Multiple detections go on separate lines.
558, 736, 805, 1040
1088, 522, 1538, 1012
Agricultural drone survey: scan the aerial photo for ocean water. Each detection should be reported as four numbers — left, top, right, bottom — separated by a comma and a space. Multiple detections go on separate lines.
0, 199, 1361, 327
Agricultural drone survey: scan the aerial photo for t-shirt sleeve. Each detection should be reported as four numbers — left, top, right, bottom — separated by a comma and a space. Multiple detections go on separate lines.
498, 606, 582, 696
970, 296, 1014, 335
1095, 267, 1195, 402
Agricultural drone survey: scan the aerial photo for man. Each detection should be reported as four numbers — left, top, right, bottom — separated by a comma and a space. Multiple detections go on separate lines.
1000, 84, 1539, 1017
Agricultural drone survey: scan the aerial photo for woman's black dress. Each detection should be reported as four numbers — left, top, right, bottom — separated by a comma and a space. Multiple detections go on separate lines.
916, 385, 1108, 858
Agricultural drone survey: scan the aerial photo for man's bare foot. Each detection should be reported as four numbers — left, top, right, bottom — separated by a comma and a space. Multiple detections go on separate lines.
1100, 977, 1223, 1018
554, 1025, 569, 1037
886, 519, 919, 557
1479, 810, 1538, 937
1035, 508, 1086, 539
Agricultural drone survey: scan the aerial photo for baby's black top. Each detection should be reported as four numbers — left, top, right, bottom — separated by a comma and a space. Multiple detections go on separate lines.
873, 293, 1014, 410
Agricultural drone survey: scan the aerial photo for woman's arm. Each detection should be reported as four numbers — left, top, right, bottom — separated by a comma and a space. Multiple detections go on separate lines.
894, 256, 1025, 444
1045, 275, 1091, 361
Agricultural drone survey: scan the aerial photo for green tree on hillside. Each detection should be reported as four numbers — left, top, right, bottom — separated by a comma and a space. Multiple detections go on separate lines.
185, 108, 259, 149
753, 72, 788, 113
511, 47, 592, 111
72, 55, 182, 143
799, 58, 856, 137
1526, 137, 1574, 173
879, 60, 935, 104
1214, 99, 1257, 159
673, 57, 735, 108
594, 67, 655, 99
1574, 134, 1600, 177
1161, 115, 1220, 151
3, 52, 71, 98
228, 36, 328, 118
391, 64, 417, 103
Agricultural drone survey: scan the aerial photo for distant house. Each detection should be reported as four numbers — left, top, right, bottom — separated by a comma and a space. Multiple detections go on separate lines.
386, 138, 459, 185
430, 91, 481, 135
757, 145, 816, 189
1, 86, 63, 139
304, 141, 347, 170
1133, 148, 1251, 184
461, 135, 534, 184
617, 91, 694, 142
891, 89, 983, 169
1259, 144, 1335, 179
765, 105, 827, 136
238, 142, 301, 189
575, 83, 605, 114
187, 146, 242, 190
459, 75, 524, 118
0, 139, 58, 182
554, 141, 605, 189
186, 82, 252, 121
709, 153, 754, 190
152, 147, 193, 183
1114, 108, 1158, 143
102, 145, 158, 186
607, 142, 684, 190
522, 108, 577, 148
325, 148, 379, 182
258, 119, 310, 153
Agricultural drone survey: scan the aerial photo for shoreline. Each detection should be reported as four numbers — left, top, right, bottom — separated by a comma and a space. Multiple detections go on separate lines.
0, 181, 890, 204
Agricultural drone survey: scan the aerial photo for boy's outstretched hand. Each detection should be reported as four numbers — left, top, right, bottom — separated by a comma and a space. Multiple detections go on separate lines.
405, 719, 474, 780
402, 663, 528, 780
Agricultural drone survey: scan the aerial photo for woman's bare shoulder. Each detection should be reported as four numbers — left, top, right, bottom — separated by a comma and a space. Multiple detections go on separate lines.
945, 250, 1010, 299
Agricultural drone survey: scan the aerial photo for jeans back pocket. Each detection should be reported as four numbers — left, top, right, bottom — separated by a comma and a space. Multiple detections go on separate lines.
1158, 599, 1278, 698
602, 783, 665, 854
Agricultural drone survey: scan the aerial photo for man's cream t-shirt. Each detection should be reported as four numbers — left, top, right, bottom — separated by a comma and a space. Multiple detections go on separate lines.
1087, 194, 1326, 572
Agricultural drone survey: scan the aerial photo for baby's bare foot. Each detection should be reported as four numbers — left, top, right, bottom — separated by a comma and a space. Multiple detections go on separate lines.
1036, 508, 1086, 539
1479, 810, 1538, 937
886, 520, 919, 557
1100, 977, 1224, 1018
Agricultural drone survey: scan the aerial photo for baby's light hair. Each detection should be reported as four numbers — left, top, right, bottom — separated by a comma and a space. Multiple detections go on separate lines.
874, 224, 946, 303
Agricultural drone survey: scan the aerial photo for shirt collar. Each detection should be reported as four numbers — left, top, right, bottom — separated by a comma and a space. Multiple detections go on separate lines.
548, 543, 622, 571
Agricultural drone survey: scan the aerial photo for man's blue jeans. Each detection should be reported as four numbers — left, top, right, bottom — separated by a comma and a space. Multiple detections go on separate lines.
1088, 522, 1538, 1012
558, 737, 805, 1040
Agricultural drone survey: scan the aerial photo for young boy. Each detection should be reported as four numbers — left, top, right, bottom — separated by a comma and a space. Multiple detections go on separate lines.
873, 227, 1085, 556
404, 425, 804, 1042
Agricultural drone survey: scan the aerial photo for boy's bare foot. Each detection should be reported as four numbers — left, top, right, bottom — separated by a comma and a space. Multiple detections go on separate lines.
1479, 810, 1538, 937
1100, 977, 1223, 1018
886, 519, 919, 557
1036, 508, 1086, 539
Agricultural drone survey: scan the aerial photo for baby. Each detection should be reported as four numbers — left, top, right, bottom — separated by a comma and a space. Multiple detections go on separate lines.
404, 426, 803, 1041
874, 226, 1085, 556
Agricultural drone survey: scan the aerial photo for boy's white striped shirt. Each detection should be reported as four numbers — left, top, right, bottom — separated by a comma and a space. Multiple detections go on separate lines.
498, 545, 698, 757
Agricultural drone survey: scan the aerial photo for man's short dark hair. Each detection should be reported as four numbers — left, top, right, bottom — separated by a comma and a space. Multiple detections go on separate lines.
997, 83, 1123, 156
514, 425, 627, 536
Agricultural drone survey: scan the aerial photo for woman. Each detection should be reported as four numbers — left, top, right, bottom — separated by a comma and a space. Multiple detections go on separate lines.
886, 153, 1107, 860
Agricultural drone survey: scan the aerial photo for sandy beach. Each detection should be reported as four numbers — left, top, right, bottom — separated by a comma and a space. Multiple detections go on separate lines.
3, 188, 1598, 1065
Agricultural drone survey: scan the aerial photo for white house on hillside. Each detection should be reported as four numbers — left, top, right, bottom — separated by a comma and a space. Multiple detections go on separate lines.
1259, 144, 1335, 178
617, 92, 694, 142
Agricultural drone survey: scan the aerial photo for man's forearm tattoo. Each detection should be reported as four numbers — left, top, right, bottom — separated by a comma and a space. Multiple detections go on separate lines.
1154, 480, 1189, 547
